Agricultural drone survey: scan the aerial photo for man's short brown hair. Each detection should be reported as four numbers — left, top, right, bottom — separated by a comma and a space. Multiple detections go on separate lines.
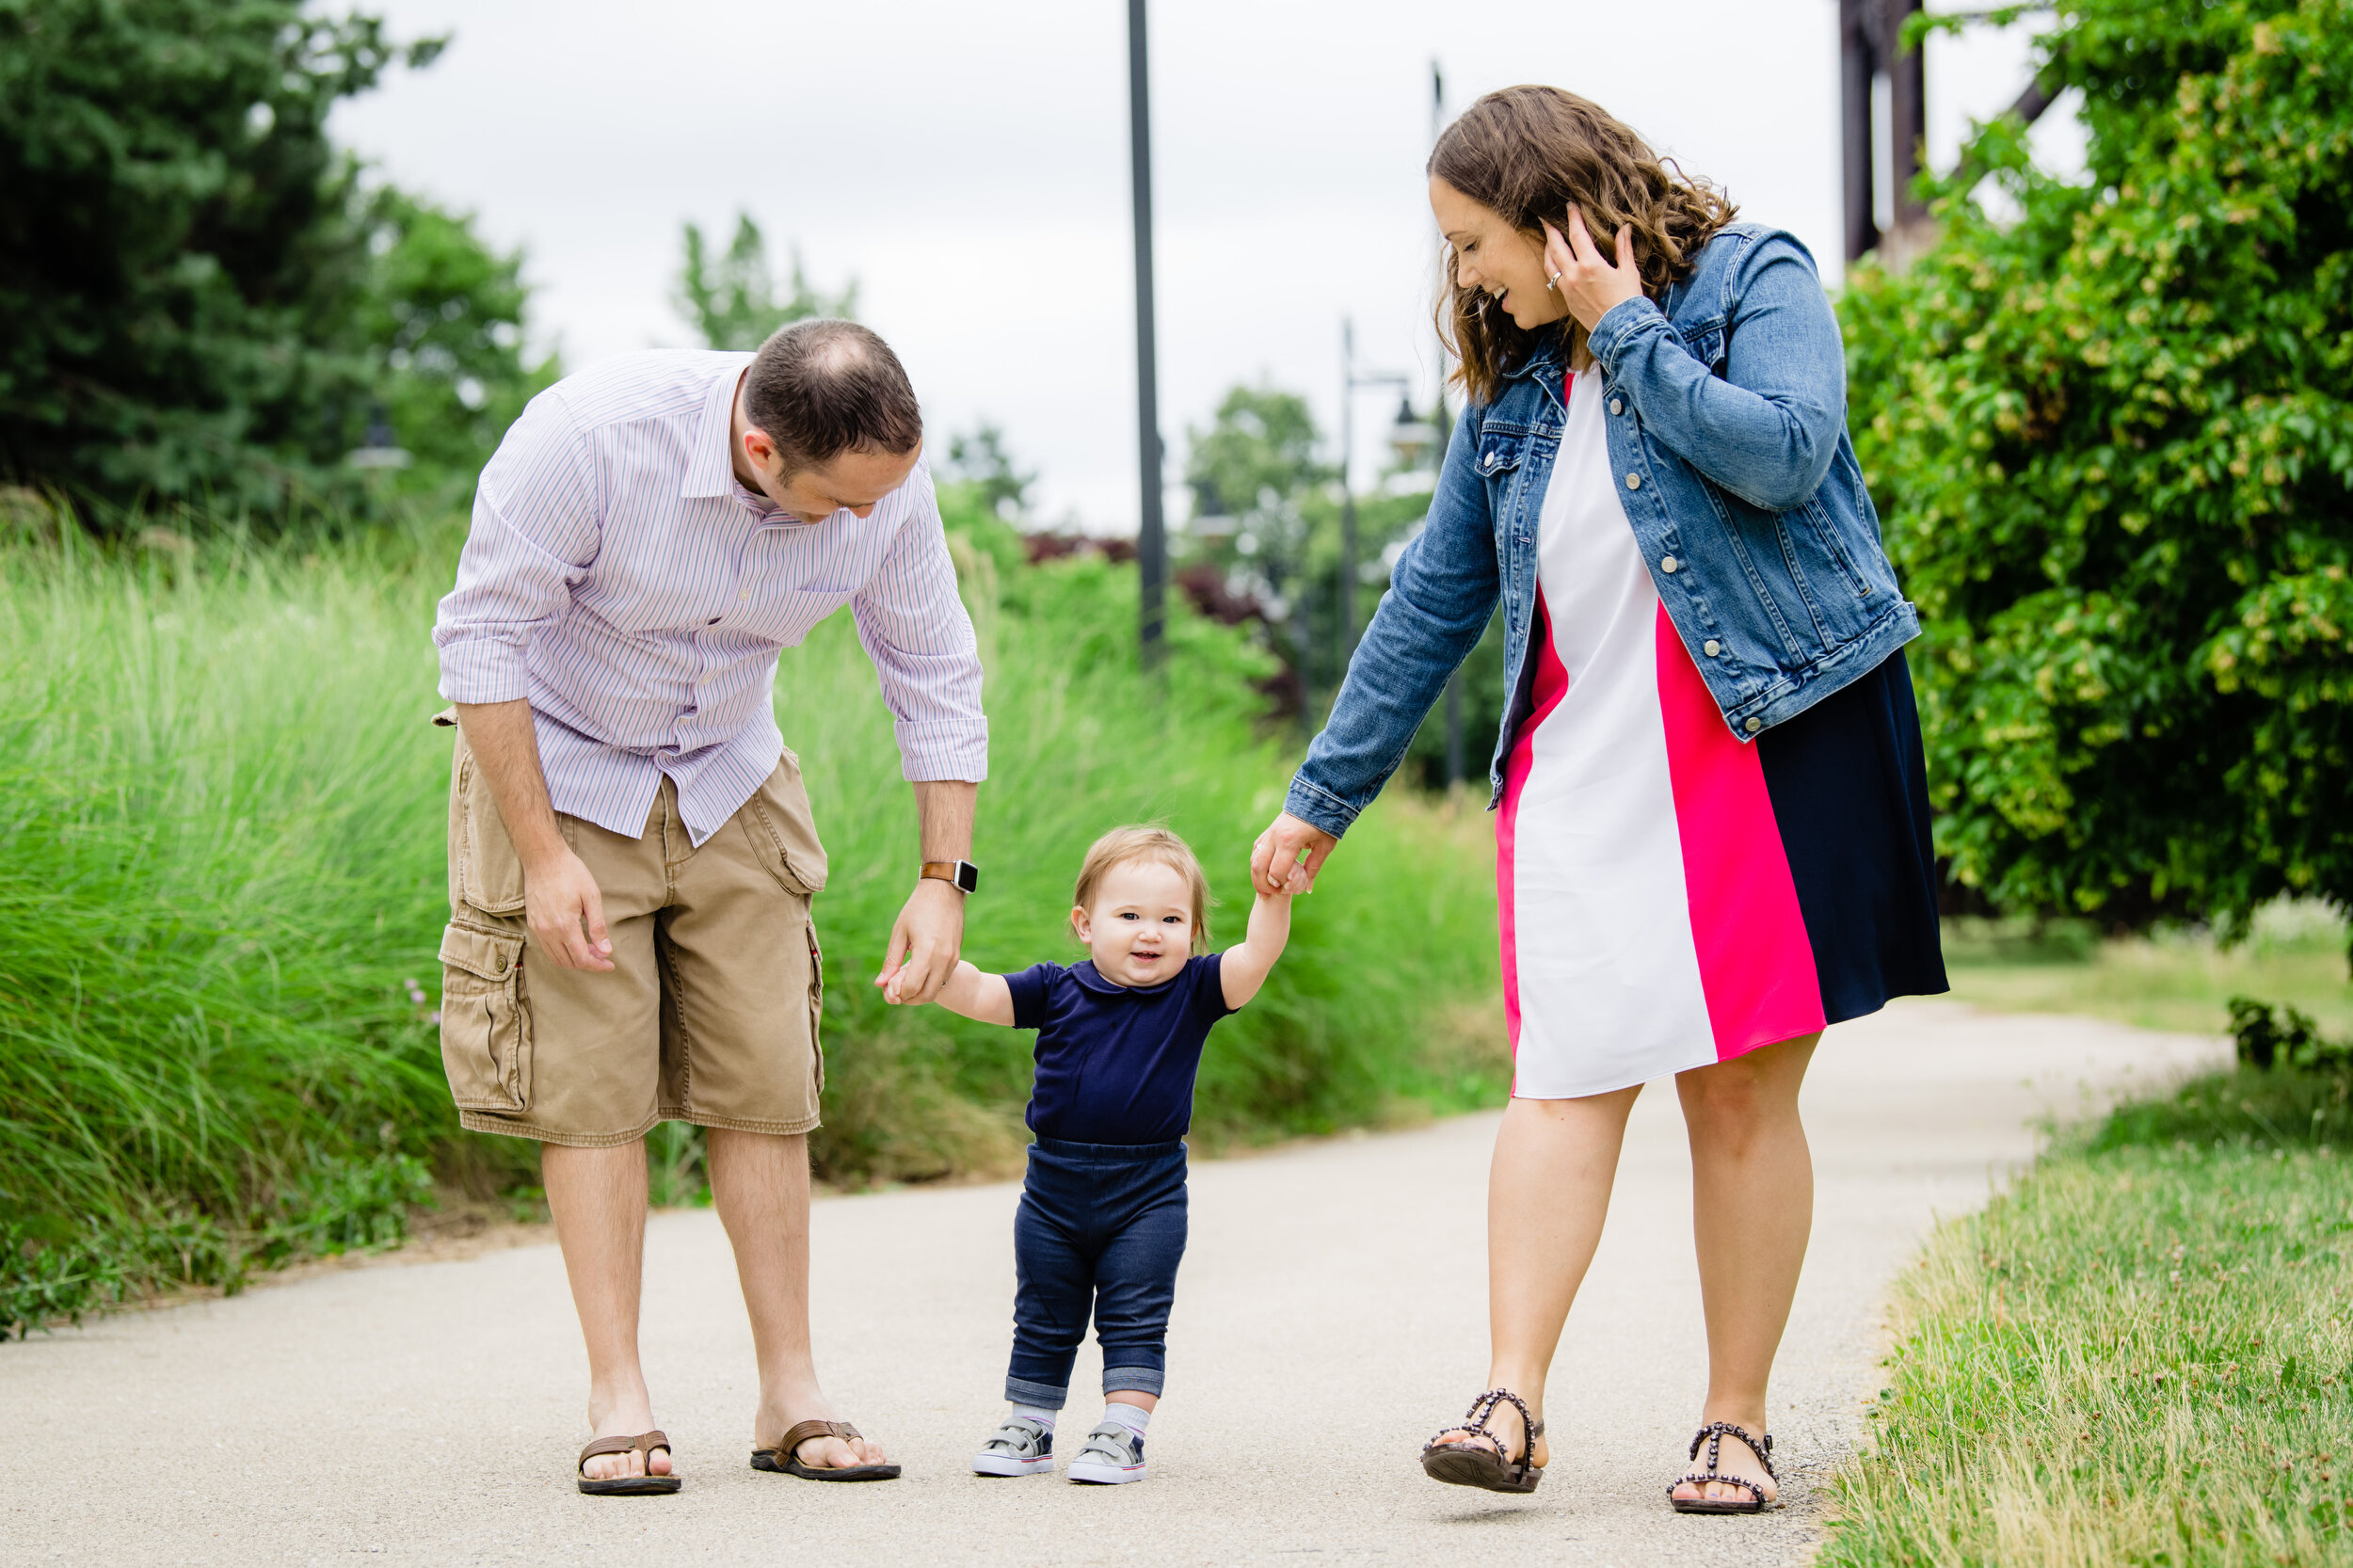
744, 319, 923, 476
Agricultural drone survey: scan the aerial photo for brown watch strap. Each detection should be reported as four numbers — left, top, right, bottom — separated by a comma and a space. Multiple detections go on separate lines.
920, 861, 975, 891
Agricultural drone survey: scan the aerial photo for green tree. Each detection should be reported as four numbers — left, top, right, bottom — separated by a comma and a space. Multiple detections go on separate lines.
1183, 384, 1333, 714
1842, 0, 2353, 942
943, 422, 1035, 522
674, 214, 855, 350
352, 187, 554, 498
0, 1, 444, 520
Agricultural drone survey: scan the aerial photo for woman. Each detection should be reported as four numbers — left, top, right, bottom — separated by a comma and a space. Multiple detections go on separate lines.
1251, 86, 1946, 1513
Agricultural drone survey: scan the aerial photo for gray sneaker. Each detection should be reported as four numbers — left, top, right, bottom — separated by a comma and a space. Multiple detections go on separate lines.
972, 1415, 1056, 1477
1066, 1421, 1147, 1484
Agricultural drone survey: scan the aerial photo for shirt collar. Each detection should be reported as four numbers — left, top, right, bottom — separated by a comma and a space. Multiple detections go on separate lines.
680, 359, 754, 500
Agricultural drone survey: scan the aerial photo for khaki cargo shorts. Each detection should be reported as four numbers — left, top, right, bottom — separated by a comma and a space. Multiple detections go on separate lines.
436, 720, 828, 1147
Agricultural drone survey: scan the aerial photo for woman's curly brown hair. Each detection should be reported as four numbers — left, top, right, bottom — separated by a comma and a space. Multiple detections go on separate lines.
1430, 86, 1737, 405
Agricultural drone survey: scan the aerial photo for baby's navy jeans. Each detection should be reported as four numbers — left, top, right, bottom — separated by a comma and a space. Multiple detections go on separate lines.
1003, 1137, 1188, 1407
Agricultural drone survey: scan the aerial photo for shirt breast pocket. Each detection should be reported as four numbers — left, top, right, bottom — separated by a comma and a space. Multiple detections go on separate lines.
747, 588, 856, 647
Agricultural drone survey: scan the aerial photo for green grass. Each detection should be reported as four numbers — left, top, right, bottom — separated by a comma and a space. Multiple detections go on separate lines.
1823, 1056, 2353, 1567
1941, 903, 2353, 1039
0, 500, 1503, 1334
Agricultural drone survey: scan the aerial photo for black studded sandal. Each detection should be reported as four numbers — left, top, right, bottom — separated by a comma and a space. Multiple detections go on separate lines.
1667, 1420, 1778, 1513
1419, 1387, 1545, 1494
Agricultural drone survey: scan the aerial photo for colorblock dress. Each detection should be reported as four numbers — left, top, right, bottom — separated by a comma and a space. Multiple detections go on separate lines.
1498, 372, 1946, 1097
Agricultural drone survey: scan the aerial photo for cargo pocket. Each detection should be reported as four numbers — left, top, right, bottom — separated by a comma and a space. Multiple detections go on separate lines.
807, 922, 825, 1097
439, 920, 532, 1112
453, 745, 529, 915
743, 754, 829, 897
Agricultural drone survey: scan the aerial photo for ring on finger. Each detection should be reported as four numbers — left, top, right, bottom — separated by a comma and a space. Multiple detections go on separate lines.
1547, 270, 1562, 290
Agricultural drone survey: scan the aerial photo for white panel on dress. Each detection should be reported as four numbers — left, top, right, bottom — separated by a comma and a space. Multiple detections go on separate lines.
1509, 374, 1716, 1097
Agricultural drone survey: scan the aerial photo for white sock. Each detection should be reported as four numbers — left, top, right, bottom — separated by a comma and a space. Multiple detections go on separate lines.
1010, 1403, 1058, 1431
1100, 1401, 1151, 1436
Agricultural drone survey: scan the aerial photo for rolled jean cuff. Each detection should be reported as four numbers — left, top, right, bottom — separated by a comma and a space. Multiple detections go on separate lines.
1004, 1375, 1068, 1409
1102, 1365, 1164, 1397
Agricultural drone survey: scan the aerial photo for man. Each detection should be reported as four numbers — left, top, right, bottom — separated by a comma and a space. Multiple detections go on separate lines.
432, 319, 984, 1491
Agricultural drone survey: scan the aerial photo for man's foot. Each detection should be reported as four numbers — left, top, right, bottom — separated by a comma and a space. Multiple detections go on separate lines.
754, 1400, 891, 1473
1668, 1420, 1777, 1511
581, 1395, 673, 1483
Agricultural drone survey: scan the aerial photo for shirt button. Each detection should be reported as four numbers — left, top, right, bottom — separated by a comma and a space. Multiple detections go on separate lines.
738, 590, 748, 601
1625, 472, 1642, 490
1609, 397, 1625, 416
1703, 639, 1721, 657
1745, 715, 1763, 733
1660, 554, 1679, 573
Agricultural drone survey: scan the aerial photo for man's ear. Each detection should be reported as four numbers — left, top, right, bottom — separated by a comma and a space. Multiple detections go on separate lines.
741, 425, 777, 471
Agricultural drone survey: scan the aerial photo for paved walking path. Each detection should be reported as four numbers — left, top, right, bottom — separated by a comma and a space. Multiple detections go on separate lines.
7, 1001, 2224, 1567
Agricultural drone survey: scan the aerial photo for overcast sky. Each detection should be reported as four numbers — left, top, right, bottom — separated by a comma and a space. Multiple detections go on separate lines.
328, 0, 2088, 530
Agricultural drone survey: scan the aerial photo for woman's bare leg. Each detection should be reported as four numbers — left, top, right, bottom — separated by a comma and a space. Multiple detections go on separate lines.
1671, 1032, 1820, 1505
1431, 1087, 1641, 1469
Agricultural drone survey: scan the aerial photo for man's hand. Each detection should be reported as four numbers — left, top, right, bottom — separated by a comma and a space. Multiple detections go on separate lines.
1250, 811, 1338, 896
875, 878, 966, 1003
525, 844, 615, 972
456, 699, 615, 973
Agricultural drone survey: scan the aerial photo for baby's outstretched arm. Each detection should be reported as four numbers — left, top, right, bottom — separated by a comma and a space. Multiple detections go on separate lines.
1219, 887, 1293, 1010
888, 958, 1016, 1024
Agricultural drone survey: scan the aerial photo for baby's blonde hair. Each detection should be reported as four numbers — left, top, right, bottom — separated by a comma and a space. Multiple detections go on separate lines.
1070, 824, 1214, 955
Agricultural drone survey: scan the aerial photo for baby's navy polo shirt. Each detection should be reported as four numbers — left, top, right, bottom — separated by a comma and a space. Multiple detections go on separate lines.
1004, 954, 1233, 1145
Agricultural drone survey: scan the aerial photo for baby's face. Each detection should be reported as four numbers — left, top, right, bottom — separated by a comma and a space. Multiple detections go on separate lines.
1073, 859, 1197, 988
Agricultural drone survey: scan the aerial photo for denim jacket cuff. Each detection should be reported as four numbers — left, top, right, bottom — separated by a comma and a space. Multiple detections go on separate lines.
1586, 296, 1662, 374
1282, 776, 1359, 840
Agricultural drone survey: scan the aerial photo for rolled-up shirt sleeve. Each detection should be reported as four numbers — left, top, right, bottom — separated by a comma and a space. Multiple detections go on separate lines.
851, 465, 990, 782
433, 391, 601, 704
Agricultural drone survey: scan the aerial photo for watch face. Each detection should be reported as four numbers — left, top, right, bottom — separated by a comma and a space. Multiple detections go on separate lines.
955, 861, 980, 894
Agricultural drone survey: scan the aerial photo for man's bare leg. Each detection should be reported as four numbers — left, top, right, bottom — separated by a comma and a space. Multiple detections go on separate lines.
542, 1140, 672, 1481
708, 1128, 889, 1470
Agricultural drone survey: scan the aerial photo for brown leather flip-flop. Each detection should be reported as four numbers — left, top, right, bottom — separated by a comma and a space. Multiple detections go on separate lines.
576, 1430, 680, 1496
751, 1419, 902, 1481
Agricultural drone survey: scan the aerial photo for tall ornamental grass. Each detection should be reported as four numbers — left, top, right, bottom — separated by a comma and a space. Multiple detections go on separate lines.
0, 501, 1502, 1333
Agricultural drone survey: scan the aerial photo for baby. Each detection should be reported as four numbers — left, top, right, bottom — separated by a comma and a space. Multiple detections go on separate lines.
897, 824, 1292, 1483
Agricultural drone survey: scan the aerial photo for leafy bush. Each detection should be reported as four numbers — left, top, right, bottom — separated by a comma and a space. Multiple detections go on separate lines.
1841, 0, 2353, 940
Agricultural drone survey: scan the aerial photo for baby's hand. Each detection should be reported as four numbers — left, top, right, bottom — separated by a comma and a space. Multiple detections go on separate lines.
876, 968, 914, 1005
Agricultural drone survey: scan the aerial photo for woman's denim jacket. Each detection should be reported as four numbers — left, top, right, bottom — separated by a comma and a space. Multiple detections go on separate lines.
1284, 221, 1921, 839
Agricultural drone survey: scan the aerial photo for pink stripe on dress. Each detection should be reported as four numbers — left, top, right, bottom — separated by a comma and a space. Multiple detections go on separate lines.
1497, 590, 1574, 1063
1652, 604, 1827, 1057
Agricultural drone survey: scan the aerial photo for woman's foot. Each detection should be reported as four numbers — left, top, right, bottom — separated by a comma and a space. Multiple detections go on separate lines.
1668, 1419, 1777, 1511
1421, 1388, 1549, 1492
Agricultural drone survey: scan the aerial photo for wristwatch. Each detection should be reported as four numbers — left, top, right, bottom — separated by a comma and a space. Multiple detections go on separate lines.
920, 859, 980, 894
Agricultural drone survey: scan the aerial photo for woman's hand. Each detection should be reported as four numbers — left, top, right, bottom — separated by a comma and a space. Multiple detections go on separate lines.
1251, 812, 1338, 896
1541, 208, 1644, 333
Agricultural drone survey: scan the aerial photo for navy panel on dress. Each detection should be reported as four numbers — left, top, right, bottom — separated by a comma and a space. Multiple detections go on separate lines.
1753, 648, 1948, 1025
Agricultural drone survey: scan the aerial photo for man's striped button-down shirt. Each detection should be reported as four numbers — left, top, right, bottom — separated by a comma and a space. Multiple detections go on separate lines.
433, 350, 987, 846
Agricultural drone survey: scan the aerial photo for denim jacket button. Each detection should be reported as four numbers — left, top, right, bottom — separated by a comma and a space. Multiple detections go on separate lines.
1660, 554, 1679, 574
1625, 472, 1641, 490
1703, 639, 1721, 657
1745, 715, 1763, 733
1609, 398, 1625, 416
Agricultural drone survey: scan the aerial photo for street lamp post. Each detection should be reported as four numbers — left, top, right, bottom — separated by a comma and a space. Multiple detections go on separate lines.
1337, 317, 1430, 681
1128, 0, 1165, 668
